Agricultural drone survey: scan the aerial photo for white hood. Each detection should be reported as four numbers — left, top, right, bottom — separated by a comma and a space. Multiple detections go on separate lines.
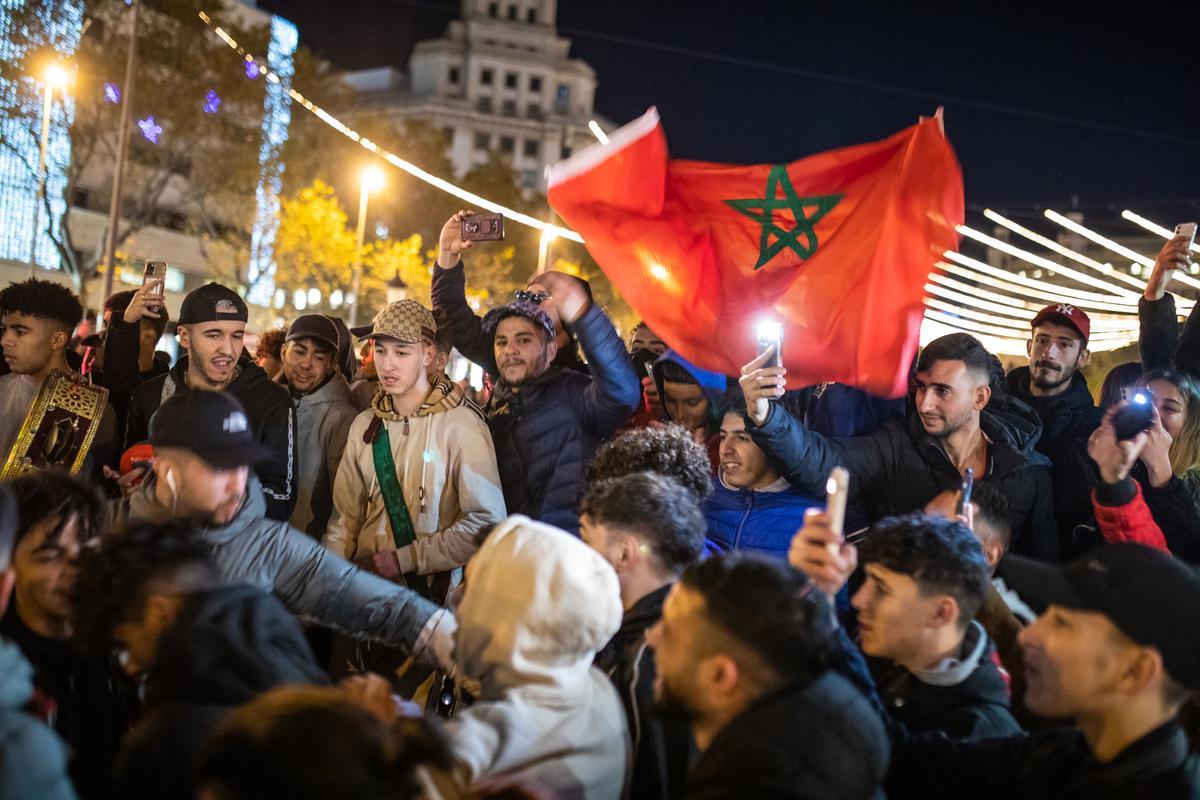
455, 515, 623, 696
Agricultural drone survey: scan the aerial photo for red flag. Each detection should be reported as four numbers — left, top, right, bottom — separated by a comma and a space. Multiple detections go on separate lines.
548, 108, 963, 398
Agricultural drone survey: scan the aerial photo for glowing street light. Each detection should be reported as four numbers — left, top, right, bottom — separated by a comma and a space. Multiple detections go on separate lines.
29, 62, 72, 272
348, 166, 386, 327
588, 119, 609, 145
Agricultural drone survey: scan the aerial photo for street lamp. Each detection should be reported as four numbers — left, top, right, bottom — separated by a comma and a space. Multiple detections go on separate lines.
348, 165, 385, 327
29, 62, 71, 273
588, 119, 609, 145
386, 270, 409, 305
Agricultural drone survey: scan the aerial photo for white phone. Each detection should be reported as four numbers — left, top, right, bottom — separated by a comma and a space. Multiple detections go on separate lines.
1175, 222, 1197, 251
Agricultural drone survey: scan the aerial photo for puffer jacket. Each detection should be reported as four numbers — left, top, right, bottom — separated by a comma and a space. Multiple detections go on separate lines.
445, 516, 628, 798
0, 639, 75, 800
114, 472, 440, 657
113, 585, 327, 800
486, 303, 641, 534
749, 398, 1059, 561
323, 373, 505, 577
283, 372, 358, 538
126, 355, 297, 521
703, 476, 820, 559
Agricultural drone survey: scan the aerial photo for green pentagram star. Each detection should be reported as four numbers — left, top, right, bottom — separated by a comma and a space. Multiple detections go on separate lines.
724, 165, 843, 270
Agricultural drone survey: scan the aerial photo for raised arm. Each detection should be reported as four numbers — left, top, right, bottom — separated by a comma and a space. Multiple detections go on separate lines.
430, 210, 498, 376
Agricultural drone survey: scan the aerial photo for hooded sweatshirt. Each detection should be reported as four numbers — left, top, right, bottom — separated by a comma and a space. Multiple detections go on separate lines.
125, 354, 297, 521
114, 585, 328, 800
114, 472, 440, 658
653, 350, 728, 471
323, 373, 506, 577
0, 639, 76, 800
281, 371, 358, 538
445, 516, 628, 798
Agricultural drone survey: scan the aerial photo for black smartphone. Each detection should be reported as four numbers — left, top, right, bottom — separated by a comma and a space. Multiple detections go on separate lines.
1113, 393, 1155, 441
956, 467, 974, 516
460, 213, 504, 242
756, 321, 783, 369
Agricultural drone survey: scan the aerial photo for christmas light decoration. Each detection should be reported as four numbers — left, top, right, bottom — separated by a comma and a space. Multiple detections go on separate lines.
104, 81, 120, 103
202, 89, 220, 113
137, 115, 162, 143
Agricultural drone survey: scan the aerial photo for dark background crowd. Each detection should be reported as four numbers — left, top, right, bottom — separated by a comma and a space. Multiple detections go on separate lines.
0, 214, 1198, 800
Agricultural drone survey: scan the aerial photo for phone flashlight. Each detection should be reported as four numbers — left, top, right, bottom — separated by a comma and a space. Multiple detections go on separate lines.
756, 321, 783, 369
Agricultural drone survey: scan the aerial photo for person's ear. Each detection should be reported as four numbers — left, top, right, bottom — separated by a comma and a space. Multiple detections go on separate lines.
929, 595, 960, 629
545, 335, 558, 363
985, 543, 1004, 571
1123, 646, 1166, 697
424, 343, 435, 368
146, 593, 183, 633
177, 325, 189, 350
707, 654, 742, 698
1078, 348, 1092, 369
975, 383, 992, 411
1026, 338, 1033, 360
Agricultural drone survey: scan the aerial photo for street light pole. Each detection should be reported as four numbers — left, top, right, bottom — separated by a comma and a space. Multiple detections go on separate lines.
348, 166, 383, 328
28, 79, 55, 274
100, 0, 140, 322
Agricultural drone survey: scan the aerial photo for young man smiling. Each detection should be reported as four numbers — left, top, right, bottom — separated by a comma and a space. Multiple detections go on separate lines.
123, 283, 296, 521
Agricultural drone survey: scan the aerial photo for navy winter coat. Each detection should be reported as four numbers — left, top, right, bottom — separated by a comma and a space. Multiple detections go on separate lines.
703, 478, 820, 559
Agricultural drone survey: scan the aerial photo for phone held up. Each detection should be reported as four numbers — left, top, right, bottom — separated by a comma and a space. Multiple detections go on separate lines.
824, 466, 849, 556
460, 213, 505, 242
142, 261, 166, 313
956, 467, 974, 517
1113, 392, 1155, 441
1176, 222, 1197, 251
757, 321, 784, 370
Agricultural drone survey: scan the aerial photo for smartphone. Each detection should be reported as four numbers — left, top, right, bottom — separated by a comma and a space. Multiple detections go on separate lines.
460, 213, 505, 242
142, 261, 166, 313
1175, 222, 1197, 250
825, 466, 849, 555
956, 467, 974, 517
1113, 393, 1155, 441
757, 321, 783, 369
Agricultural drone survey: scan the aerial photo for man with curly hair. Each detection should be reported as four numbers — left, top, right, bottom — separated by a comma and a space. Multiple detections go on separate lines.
0, 278, 118, 475
586, 423, 714, 502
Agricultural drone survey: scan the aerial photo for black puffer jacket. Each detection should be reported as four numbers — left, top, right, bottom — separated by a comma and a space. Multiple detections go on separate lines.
113, 585, 327, 800
125, 355, 297, 521
685, 672, 890, 800
750, 398, 1060, 561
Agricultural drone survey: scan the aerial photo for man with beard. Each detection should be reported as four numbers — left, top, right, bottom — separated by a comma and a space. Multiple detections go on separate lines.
741, 333, 1059, 561
645, 553, 889, 799
431, 215, 640, 533
121, 284, 296, 521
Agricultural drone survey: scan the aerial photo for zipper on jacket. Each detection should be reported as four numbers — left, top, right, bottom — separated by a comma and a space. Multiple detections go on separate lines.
733, 492, 753, 549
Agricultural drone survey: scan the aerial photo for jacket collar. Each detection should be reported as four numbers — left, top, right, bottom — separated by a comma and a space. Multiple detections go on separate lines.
911, 620, 988, 687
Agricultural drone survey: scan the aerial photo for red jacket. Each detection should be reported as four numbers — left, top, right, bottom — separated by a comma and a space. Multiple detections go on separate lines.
1092, 480, 1168, 552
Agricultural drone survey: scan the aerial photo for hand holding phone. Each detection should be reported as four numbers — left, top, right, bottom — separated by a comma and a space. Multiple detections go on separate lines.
142, 261, 166, 313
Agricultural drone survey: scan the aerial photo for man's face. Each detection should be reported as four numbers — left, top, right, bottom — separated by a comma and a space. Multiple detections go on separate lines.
494, 317, 554, 387
1019, 605, 1147, 719
282, 339, 336, 394
180, 321, 245, 388
374, 338, 432, 397
138, 318, 162, 357
1146, 378, 1187, 440
111, 592, 185, 679
159, 453, 248, 526
13, 514, 85, 628
631, 324, 667, 356
1, 312, 64, 376
646, 583, 709, 722
852, 563, 948, 665
719, 412, 778, 490
1027, 322, 1089, 393
914, 360, 988, 439
663, 382, 709, 431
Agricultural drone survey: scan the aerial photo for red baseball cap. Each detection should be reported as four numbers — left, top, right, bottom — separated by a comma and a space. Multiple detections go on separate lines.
1031, 303, 1090, 344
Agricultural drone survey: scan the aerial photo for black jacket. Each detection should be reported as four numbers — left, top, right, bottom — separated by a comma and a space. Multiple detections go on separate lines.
1140, 293, 1200, 379
113, 585, 327, 800
125, 355, 297, 521
684, 672, 890, 800
749, 399, 1060, 561
100, 316, 170, 445
869, 622, 1021, 741
888, 719, 1200, 800
595, 584, 693, 800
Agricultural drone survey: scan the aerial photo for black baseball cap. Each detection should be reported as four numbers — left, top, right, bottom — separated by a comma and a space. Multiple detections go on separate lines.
285, 314, 341, 353
149, 390, 271, 470
178, 283, 248, 326
1003, 544, 1200, 689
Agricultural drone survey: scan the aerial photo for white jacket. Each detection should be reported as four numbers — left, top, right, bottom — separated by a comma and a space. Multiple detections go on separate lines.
445, 516, 629, 799
323, 376, 505, 576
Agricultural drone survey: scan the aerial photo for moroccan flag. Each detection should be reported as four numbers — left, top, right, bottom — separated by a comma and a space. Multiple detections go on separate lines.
547, 108, 963, 398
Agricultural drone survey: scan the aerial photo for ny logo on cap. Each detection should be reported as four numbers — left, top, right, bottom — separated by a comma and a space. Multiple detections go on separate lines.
223, 412, 248, 434
1055, 304, 1076, 316
215, 299, 239, 315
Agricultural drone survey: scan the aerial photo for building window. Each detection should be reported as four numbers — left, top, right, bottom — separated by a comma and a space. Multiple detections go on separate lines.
507, 4, 518, 20
520, 169, 537, 188
529, 75, 542, 92
499, 136, 515, 154
477, 96, 493, 113
474, 132, 490, 151
527, 103, 543, 119
523, 139, 540, 158
561, 144, 572, 159
555, 83, 570, 111
501, 99, 517, 116
480, 68, 493, 86
448, 66, 460, 84
505, 71, 518, 89
488, 2, 498, 16
527, 8, 537, 22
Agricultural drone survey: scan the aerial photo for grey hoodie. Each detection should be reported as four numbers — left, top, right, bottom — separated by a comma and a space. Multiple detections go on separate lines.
116, 473, 439, 657
0, 638, 76, 800
285, 373, 358, 538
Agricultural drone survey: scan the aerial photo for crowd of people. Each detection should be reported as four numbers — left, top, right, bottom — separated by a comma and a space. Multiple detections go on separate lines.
0, 211, 1197, 799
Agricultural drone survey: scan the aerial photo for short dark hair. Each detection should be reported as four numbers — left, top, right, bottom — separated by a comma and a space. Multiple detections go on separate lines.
658, 360, 698, 385
1099, 361, 1144, 411
970, 482, 1013, 554
255, 328, 287, 361
859, 513, 990, 625
916, 333, 993, 385
69, 520, 217, 656
9, 472, 105, 551
197, 685, 451, 800
580, 472, 705, 574
0, 278, 83, 333
681, 553, 834, 690
587, 423, 714, 501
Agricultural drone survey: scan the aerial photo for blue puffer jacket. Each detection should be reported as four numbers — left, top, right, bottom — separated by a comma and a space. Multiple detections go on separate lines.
704, 477, 821, 559
487, 303, 642, 534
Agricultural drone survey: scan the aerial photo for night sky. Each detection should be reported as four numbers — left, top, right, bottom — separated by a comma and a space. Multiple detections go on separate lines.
258, 0, 1200, 232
